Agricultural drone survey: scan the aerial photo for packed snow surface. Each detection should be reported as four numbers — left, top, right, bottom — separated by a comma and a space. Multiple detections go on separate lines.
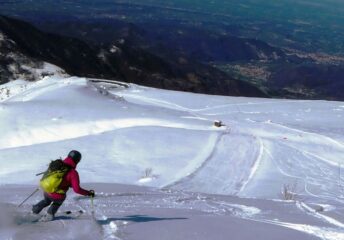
1, 76, 344, 240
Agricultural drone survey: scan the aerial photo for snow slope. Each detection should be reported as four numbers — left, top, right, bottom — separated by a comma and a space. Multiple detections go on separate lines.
1, 76, 344, 240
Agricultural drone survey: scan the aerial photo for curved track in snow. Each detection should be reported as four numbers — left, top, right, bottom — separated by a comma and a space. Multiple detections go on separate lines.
166, 131, 264, 195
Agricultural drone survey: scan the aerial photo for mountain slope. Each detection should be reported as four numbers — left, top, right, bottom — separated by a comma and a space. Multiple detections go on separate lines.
0, 15, 122, 80
0, 15, 267, 97
0, 26, 66, 84
0, 77, 344, 239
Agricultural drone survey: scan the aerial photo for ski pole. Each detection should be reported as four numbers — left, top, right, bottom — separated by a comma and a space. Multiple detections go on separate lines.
35, 171, 46, 176
91, 195, 94, 213
18, 188, 40, 207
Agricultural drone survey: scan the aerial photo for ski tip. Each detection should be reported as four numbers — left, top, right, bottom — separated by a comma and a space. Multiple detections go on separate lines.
64, 210, 84, 214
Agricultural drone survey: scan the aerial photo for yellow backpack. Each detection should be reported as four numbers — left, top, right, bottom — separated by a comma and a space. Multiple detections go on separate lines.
40, 159, 70, 194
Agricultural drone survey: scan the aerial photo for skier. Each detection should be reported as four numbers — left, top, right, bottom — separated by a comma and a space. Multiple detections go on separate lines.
32, 150, 95, 221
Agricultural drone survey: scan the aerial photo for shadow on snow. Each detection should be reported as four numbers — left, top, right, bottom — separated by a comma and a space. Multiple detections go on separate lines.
96, 215, 188, 225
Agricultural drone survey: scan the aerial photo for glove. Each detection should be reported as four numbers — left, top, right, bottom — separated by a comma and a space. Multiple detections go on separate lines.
89, 190, 95, 198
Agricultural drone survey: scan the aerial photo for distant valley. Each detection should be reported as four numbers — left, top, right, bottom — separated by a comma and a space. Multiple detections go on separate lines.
1, 0, 344, 100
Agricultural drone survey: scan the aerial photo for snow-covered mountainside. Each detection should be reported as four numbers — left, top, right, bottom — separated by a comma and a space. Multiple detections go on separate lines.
0, 29, 67, 83
0, 15, 267, 98
1, 77, 344, 240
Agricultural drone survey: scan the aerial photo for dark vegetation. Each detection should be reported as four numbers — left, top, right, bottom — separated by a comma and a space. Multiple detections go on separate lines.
0, 15, 267, 97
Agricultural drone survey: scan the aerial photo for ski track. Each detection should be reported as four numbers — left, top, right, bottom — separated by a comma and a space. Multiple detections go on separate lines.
256, 218, 344, 240
267, 121, 344, 150
208, 198, 344, 240
263, 144, 307, 180
296, 202, 344, 229
207, 199, 344, 240
263, 140, 344, 203
165, 131, 262, 195
163, 130, 226, 189
4, 77, 83, 103
279, 141, 343, 187
116, 85, 310, 114
238, 137, 264, 193
194, 100, 310, 113
113, 91, 192, 112
109, 86, 213, 122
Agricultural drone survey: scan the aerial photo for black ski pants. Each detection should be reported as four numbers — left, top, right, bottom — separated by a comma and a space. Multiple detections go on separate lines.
32, 193, 65, 216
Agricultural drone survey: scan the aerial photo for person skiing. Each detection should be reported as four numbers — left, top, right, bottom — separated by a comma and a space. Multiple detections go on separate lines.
32, 150, 95, 221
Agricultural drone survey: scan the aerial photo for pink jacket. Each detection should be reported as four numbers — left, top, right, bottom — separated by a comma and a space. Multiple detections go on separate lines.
47, 157, 90, 200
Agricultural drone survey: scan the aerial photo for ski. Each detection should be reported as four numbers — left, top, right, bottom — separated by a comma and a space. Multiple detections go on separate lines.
16, 210, 85, 224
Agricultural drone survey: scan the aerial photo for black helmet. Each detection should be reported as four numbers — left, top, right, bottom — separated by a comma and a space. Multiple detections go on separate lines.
68, 150, 82, 164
